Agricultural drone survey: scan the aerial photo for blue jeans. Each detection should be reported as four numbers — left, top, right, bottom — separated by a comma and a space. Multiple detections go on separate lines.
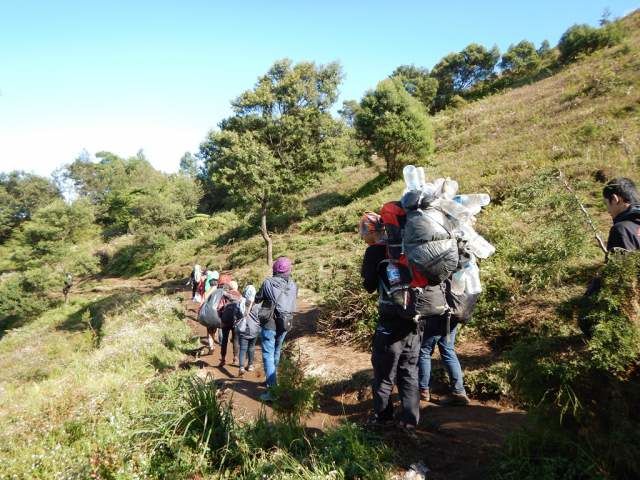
418, 322, 466, 394
261, 328, 287, 387
239, 336, 257, 369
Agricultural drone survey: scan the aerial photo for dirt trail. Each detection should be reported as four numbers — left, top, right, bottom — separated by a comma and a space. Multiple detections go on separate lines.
177, 287, 525, 479
76, 276, 525, 478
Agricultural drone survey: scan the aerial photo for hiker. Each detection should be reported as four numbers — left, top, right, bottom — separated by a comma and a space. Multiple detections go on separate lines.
603, 178, 640, 252
418, 315, 469, 406
187, 264, 202, 301
360, 212, 424, 429
201, 270, 220, 352
236, 285, 260, 376
256, 256, 298, 402
219, 280, 242, 367
62, 273, 73, 304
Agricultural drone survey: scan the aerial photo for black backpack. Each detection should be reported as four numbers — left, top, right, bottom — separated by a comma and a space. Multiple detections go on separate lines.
198, 289, 226, 328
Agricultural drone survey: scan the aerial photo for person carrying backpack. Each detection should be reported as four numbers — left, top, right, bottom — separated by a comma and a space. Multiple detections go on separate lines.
256, 256, 298, 402
219, 280, 242, 367
200, 270, 220, 353
360, 212, 425, 430
62, 273, 73, 304
187, 264, 202, 301
236, 285, 260, 376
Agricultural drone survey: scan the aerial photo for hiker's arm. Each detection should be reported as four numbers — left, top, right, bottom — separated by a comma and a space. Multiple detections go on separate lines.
361, 246, 382, 293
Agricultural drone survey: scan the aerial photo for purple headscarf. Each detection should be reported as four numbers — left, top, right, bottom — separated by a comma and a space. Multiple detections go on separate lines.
272, 256, 292, 275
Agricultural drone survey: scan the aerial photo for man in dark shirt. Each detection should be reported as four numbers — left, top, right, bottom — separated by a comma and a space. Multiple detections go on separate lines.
603, 178, 640, 252
360, 212, 422, 430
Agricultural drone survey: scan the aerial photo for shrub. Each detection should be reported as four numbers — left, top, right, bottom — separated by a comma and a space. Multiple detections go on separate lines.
558, 23, 624, 62
501, 252, 640, 479
318, 257, 378, 348
270, 351, 319, 425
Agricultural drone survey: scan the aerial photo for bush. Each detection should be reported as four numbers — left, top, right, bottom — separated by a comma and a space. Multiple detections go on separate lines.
318, 258, 378, 348
558, 23, 624, 62
270, 351, 319, 425
500, 252, 640, 479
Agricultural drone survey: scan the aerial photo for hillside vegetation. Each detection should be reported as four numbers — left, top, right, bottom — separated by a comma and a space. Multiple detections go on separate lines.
1, 10, 639, 480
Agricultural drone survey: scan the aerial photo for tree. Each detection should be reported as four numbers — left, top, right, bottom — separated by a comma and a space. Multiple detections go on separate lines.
338, 100, 360, 128
390, 64, 439, 110
499, 40, 541, 76
0, 171, 61, 243
558, 23, 623, 63
431, 43, 500, 110
201, 59, 346, 264
179, 151, 200, 177
354, 78, 434, 180
537, 39, 552, 57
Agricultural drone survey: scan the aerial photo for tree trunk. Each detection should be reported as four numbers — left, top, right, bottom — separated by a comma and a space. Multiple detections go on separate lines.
260, 198, 273, 266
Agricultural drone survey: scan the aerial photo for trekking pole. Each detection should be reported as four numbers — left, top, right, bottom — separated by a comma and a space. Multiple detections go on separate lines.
557, 169, 608, 255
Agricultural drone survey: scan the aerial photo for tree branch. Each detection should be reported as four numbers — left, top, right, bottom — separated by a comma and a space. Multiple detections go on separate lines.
557, 169, 608, 254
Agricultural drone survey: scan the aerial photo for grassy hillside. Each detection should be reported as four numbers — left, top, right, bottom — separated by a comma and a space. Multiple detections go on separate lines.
1, 9, 639, 480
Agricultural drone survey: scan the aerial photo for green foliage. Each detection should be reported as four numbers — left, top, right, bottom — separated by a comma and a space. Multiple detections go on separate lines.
64, 151, 202, 238
270, 351, 319, 424
499, 40, 541, 77
390, 64, 439, 110
431, 43, 500, 110
0, 171, 61, 243
355, 77, 434, 179
558, 22, 624, 62
201, 59, 348, 263
500, 252, 640, 479
319, 257, 378, 347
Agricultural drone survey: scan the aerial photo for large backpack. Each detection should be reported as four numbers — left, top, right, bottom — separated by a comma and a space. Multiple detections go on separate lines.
403, 203, 459, 286
198, 289, 227, 328
379, 201, 429, 288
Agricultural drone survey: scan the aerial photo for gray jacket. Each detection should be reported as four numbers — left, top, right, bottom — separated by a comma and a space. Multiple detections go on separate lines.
256, 274, 297, 331
238, 302, 261, 339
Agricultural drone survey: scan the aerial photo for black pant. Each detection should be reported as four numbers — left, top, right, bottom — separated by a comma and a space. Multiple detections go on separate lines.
371, 325, 422, 426
220, 325, 239, 361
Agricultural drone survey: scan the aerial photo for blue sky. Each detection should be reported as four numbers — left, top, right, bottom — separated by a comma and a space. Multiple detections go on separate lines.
1, 0, 638, 177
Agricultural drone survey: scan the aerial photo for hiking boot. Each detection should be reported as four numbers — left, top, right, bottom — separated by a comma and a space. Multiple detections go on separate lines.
238, 367, 246, 376
247, 365, 255, 372
259, 391, 274, 402
440, 392, 470, 406
420, 389, 430, 402
366, 413, 394, 427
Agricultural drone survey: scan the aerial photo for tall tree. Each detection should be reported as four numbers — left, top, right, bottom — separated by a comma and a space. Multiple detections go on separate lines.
201, 59, 346, 264
0, 172, 61, 243
499, 40, 541, 76
354, 78, 434, 180
431, 43, 500, 110
390, 64, 439, 110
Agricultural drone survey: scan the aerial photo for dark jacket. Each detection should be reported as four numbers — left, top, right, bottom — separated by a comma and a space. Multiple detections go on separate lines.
256, 274, 298, 331
361, 244, 448, 328
607, 206, 640, 252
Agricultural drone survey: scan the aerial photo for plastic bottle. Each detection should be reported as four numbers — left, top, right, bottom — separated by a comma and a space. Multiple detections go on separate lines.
465, 258, 482, 294
442, 178, 459, 199
456, 223, 496, 259
453, 194, 491, 216
387, 263, 402, 286
403, 165, 420, 191
416, 166, 426, 188
450, 268, 467, 295
432, 198, 473, 223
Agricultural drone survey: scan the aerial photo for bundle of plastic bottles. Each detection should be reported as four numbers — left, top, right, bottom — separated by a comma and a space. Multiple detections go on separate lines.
402, 164, 495, 295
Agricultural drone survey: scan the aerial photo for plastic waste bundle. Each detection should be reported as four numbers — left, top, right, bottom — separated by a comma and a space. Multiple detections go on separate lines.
400, 165, 495, 293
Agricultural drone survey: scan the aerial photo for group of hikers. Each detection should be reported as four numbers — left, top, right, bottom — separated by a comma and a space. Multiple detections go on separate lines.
189, 257, 297, 402
186, 175, 639, 428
